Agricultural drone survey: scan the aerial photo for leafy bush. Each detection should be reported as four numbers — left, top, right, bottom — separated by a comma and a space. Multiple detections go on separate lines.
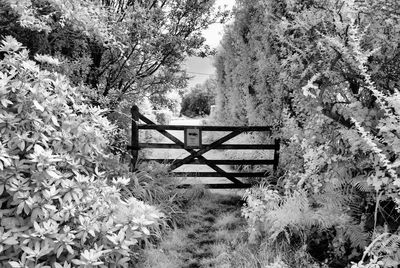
213, 0, 400, 266
180, 79, 216, 118
339, 21, 400, 268
0, 36, 163, 267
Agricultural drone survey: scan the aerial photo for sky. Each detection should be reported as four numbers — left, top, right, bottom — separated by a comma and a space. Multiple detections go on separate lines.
183, 0, 236, 89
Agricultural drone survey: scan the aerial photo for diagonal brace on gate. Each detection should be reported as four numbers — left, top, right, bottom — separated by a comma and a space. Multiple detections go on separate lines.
137, 113, 245, 185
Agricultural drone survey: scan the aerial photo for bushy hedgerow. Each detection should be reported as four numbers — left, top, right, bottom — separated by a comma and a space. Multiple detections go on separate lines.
0, 36, 163, 267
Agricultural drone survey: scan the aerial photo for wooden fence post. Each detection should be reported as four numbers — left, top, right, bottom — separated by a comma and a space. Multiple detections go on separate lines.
273, 138, 280, 173
130, 105, 139, 171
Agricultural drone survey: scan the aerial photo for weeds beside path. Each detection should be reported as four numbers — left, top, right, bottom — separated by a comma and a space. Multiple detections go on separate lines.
138, 190, 247, 268
137, 117, 253, 267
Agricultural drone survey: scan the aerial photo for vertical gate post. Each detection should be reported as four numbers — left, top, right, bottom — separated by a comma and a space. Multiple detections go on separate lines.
130, 105, 139, 171
273, 139, 280, 173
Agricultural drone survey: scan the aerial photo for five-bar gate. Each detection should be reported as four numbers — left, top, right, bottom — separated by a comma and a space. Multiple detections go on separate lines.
128, 105, 280, 189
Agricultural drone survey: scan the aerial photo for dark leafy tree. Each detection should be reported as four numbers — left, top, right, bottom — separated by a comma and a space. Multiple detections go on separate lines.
180, 78, 216, 117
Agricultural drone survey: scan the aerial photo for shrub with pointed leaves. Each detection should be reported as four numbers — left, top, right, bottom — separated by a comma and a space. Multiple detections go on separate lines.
215, 0, 400, 266
0, 36, 163, 267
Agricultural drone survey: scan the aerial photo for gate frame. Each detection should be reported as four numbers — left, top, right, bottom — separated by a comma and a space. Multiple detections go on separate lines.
127, 105, 280, 189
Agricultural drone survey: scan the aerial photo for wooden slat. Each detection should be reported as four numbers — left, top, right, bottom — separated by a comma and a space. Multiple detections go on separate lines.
171, 172, 268, 177
138, 143, 184, 149
177, 183, 252, 189
273, 139, 280, 172
216, 144, 275, 150
137, 143, 276, 150
169, 130, 243, 171
194, 157, 244, 184
130, 108, 280, 189
143, 159, 275, 165
137, 113, 243, 184
137, 114, 184, 145
138, 124, 272, 132
130, 106, 139, 170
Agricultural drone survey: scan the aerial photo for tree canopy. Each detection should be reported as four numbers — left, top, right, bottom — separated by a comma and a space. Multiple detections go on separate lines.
0, 0, 227, 108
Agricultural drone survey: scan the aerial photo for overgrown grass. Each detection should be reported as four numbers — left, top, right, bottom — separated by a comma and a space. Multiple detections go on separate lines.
136, 183, 332, 268
124, 162, 186, 229
137, 230, 189, 268
136, 190, 245, 267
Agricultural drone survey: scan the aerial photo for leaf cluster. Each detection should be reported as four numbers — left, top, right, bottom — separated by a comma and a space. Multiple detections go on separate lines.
0, 37, 164, 267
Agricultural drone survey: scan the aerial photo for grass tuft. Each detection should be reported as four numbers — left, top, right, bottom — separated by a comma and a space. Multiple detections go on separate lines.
214, 212, 243, 230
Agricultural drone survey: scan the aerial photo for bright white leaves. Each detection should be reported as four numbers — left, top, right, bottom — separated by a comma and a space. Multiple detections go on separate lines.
34, 54, 61, 66
302, 73, 321, 98
0, 36, 163, 267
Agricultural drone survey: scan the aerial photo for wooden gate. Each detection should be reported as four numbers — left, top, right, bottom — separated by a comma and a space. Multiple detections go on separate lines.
127, 105, 280, 189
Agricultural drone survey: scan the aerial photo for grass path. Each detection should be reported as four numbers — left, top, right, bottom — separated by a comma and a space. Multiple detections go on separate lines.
138, 117, 256, 267
138, 191, 247, 268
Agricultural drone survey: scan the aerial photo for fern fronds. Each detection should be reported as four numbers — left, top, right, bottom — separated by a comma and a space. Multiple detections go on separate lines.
352, 119, 398, 181
349, 176, 374, 193
313, 188, 347, 210
253, 190, 351, 242
358, 233, 400, 267
343, 223, 371, 249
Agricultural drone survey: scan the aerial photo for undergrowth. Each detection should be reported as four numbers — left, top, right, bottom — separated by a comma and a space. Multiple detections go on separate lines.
136, 188, 329, 268
136, 190, 245, 268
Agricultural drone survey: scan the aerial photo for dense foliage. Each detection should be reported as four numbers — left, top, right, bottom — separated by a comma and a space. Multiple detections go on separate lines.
0, 0, 226, 110
0, 37, 164, 267
180, 78, 216, 117
215, 0, 400, 266
0, 5, 224, 265
4, 0, 400, 266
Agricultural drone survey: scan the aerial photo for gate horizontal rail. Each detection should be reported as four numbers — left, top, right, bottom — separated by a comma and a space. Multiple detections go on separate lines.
135, 143, 276, 150
138, 124, 272, 131
129, 105, 280, 189
171, 172, 268, 177
140, 159, 275, 165
178, 183, 252, 189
